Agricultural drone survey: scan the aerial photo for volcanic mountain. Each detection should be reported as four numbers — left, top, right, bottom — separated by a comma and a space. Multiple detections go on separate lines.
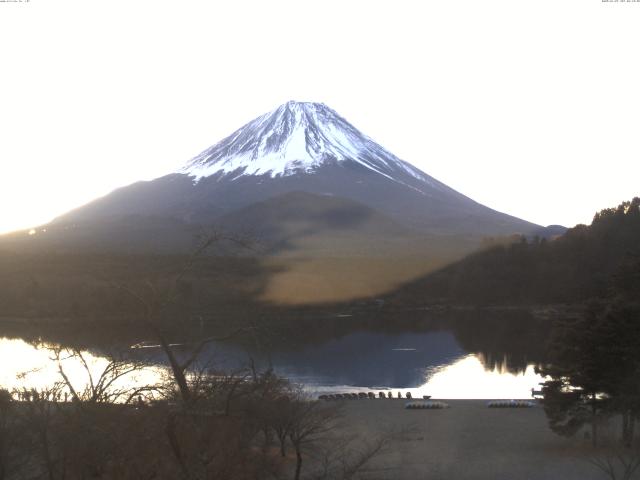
3, 101, 544, 303
52, 101, 537, 237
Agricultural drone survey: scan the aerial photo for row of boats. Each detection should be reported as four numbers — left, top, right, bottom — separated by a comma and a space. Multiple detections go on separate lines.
486, 400, 536, 408
405, 401, 449, 409
319, 392, 431, 400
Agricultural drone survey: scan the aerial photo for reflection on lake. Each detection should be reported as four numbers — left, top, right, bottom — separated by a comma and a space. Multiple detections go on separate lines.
232, 331, 543, 399
260, 331, 466, 388
0, 338, 164, 396
1, 328, 544, 399
413, 356, 541, 399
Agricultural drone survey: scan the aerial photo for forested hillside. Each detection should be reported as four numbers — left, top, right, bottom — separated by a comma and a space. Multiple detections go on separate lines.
390, 198, 640, 306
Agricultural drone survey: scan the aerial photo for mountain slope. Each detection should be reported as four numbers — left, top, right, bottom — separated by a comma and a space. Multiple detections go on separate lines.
54, 101, 538, 237
1, 101, 545, 304
214, 190, 470, 257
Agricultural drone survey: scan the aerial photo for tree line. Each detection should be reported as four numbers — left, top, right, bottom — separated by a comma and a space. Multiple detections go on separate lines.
527, 200, 640, 478
391, 197, 640, 306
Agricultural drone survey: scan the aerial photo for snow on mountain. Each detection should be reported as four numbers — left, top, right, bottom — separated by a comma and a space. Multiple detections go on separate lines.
182, 101, 434, 189
43, 99, 539, 249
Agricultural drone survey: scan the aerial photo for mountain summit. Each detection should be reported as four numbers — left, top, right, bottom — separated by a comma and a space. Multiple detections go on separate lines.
183, 101, 431, 190
27, 100, 540, 254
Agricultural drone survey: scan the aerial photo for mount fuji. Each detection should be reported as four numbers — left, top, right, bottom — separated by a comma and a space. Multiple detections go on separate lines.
48, 101, 538, 241
2, 101, 547, 303
183, 101, 435, 186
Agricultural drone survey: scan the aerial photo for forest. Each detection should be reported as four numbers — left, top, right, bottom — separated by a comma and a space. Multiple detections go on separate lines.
390, 198, 640, 307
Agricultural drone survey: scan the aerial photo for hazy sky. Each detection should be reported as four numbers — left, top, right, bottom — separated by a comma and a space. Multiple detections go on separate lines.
1, 0, 639, 234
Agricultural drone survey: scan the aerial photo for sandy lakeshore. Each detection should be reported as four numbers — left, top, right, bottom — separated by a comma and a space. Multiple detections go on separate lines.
337, 399, 608, 480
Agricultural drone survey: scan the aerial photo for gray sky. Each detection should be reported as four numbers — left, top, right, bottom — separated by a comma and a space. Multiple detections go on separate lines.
1, 0, 639, 234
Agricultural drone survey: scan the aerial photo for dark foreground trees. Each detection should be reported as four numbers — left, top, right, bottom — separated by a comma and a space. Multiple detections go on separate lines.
0, 390, 29, 480
539, 300, 640, 450
537, 211, 640, 452
3, 363, 388, 480
2, 232, 392, 479
538, 264, 640, 480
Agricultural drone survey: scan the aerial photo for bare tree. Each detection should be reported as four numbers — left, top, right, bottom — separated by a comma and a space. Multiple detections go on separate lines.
312, 433, 393, 480
17, 384, 67, 480
49, 346, 160, 405
115, 231, 254, 408
287, 399, 342, 480
587, 421, 640, 480
271, 394, 294, 458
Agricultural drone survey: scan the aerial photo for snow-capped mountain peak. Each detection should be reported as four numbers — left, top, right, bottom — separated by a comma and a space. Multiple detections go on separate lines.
182, 101, 429, 185
48, 100, 540, 253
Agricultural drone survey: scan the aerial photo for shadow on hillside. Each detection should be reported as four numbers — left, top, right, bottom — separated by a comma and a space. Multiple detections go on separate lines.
0, 249, 285, 347
0, 211, 562, 376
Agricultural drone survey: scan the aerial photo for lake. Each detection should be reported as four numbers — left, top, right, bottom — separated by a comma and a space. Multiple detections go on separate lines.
0, 327, 545, 399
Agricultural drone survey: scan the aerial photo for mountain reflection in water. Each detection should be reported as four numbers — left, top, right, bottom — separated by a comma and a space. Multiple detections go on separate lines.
0, 329, 544, 399
256, 331, 466, 388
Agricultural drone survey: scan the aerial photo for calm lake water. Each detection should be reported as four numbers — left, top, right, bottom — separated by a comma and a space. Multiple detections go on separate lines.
0, 329, 544, 399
